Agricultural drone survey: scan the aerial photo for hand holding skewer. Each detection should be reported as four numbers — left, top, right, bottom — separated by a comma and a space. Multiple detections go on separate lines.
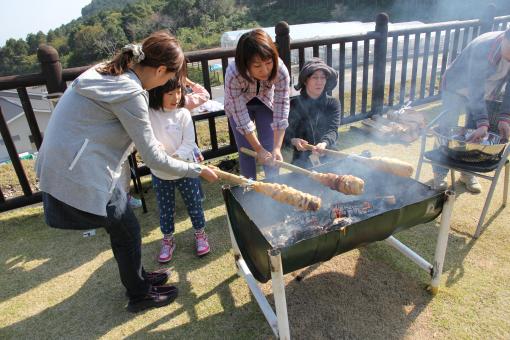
291, 139, 326, 155
198, 165, 219, 182
291, 138, 309, 151
255, 147, 273, 165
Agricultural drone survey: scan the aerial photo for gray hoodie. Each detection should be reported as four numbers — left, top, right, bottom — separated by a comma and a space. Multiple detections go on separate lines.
36, 66, 201, 216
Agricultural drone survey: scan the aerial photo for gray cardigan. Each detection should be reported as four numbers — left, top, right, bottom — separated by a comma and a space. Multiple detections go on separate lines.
36, 66, 201, 216
442, 31, 510, 128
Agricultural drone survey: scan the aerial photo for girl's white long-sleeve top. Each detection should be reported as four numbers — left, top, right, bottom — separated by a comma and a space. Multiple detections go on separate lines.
149, 107, 199, 180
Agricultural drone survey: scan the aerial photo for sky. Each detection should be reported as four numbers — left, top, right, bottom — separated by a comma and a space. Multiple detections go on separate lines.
0, 0, 92, 47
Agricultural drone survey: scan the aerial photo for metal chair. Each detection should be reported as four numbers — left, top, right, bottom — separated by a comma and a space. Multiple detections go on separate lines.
416, 110, 510, 238
128, 151, 148, 213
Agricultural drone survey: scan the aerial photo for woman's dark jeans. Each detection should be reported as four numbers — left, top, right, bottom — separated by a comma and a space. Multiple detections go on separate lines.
228, 98, 279, 180
42, 192, 150, 299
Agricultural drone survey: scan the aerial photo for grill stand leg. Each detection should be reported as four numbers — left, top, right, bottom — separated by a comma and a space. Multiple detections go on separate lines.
504, 162, 509, 207
225, 209, 287, 338
415, 132, 427, 182
269, 250, 291, 340
450, 170, 456, 190
430, 190, 455, 294
385, 236, 433, 273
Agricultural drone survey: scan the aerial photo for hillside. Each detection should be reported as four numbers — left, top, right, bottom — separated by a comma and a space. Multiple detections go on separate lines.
82, 0, 139, 18
1, 0, 510, 76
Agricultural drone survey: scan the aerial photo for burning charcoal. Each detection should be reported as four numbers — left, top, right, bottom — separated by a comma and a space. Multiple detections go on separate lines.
330, 200, 374, 217
324, 217, 352, 232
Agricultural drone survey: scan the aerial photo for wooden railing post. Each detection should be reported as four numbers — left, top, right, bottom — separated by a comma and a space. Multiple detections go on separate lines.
371, 12, 389, 116
275, 21, 291, 76
37, 45, 67, 95
480, 3, 496, 34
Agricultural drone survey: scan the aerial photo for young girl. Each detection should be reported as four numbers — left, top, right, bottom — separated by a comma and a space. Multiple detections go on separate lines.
148, 78, 210, 263
120, 76, 209, 209
224, 29, 290, 179
35, 30, 218, 313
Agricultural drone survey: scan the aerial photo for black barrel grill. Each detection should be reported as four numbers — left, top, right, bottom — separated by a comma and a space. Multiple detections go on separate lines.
222, 160, 446, 283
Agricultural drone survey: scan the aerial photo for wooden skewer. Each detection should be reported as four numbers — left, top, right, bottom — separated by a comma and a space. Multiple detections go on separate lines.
205, 165, 321, 211
240, 147, 364, 195
239, 147, 312, 176
303, 144, 414, 178
207, 166, 248, 186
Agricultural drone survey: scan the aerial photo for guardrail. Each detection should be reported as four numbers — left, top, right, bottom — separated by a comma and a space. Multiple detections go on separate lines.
0, 5, 508, 212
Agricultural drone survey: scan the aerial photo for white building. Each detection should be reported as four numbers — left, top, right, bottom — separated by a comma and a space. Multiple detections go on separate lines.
0, 90, 51, 162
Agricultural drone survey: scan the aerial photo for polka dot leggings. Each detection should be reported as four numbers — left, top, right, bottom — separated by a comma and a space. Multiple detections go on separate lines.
152, 175, 205, 235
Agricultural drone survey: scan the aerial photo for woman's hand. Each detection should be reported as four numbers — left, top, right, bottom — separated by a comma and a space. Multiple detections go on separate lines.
467, 126, 488, 143
312, 142, 327, 155
256, 147, 273, 165
199, 166, 219, 182
498, 121, 510, 143
291, 138, 309, 151
272, 147, 283, 162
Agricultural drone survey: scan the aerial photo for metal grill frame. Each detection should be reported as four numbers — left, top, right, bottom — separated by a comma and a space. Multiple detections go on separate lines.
224, 188, 455, 339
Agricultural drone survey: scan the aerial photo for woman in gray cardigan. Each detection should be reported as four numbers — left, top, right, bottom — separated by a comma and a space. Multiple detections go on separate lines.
36, 31, 217, 313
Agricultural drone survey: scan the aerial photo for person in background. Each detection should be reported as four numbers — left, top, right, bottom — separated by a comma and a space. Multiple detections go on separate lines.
284, 58, 340, 168
148, 78, 210, 263
433, 28, 510, 192
184, 77, 210, 110
35, 31, 218, 313
224, 29, 290, 180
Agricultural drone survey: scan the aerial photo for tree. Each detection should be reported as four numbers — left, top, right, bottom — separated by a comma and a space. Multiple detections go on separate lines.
0, 39, 30, 75
121, 2, 154, 41
26, 31, 47, 54
67, 25, 109, 66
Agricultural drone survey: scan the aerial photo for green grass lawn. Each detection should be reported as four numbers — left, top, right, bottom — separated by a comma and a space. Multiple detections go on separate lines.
1, 102, 509, 339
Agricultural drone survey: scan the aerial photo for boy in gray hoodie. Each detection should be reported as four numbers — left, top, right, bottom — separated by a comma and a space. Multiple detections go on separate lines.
36, 31, 217, 313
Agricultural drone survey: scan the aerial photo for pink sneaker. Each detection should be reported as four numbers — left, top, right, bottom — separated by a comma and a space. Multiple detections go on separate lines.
195, 230, 210, 257
158, 237, 175, 263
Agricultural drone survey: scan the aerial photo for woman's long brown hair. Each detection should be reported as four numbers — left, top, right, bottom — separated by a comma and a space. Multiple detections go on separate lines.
97, 30, 186, 81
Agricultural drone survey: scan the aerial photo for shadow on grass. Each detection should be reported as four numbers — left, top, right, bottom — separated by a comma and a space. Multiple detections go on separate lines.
121, 248, 435, 339
0, 212, 237, 338
0, 177, 228, 307
355, 216, 480, 291
2, 208, 441, 338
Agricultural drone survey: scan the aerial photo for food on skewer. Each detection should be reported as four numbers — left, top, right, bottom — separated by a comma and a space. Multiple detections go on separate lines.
360, 156, 413, 178
240, 147, 364, 195
207, 165, 321, 211
311, 173, 364, 195
303, 144, 414, 178
252, 182, 321, 211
